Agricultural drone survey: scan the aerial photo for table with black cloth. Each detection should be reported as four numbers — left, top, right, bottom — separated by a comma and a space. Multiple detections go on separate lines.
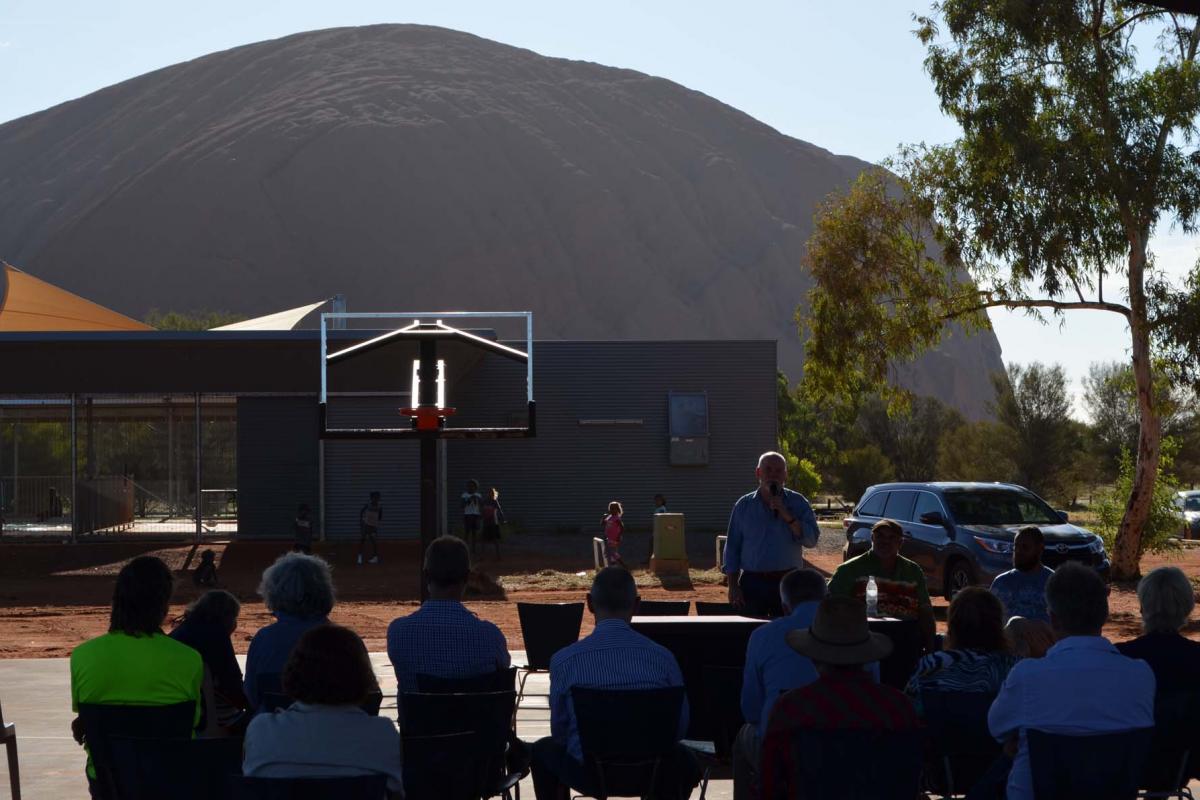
630, 614, 924, 740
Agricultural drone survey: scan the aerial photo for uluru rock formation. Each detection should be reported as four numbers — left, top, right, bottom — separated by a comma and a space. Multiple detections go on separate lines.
0, 24, 1004, 418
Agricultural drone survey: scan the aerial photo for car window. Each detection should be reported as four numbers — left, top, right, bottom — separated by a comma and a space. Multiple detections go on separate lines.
942, 490, 1060, 526
883, 490, 917, 522
858, 491, 888, 517
1185, 497, 1200, 512
913, 491, 942, 521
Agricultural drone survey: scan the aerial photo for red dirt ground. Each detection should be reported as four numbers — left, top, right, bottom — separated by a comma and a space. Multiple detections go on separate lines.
0, 534, 1196, 659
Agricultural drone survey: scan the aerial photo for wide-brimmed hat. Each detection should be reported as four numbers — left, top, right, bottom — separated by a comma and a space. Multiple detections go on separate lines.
786, 596, 893, 665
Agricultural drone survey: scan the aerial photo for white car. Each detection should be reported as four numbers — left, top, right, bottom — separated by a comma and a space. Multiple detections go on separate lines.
1175, 491, 1200, 539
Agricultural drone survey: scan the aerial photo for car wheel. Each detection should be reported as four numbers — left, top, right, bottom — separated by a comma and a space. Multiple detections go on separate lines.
944, 559, 974, 600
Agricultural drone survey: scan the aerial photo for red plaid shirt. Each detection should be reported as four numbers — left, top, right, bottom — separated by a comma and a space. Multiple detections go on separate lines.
760, 669, 920, 799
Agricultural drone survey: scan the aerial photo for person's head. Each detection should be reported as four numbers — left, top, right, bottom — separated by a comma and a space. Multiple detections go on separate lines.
369, 491, 381, 505
183, 589, 241, 635
282, 624, 379, 707
110, 556, 174, 637
756, 452, 788, 492
587, 566, 639, 622
489, 487, 499, 500
1005, 616, 1056, 659
654, 494, 666, 507
1137, 566, 1196, 634
945, 587, 1008, 653
466, 479, 479, 492
779, 568, 828, 614
870, 519, 903, 561
424, 535, 471, 599
258, 552, 335, 619
786, 596, 892, 672
1045, 562, 1108, 637
1013, 526, 1045, 572
199, 549, 216, 564
608, 501, 623, 516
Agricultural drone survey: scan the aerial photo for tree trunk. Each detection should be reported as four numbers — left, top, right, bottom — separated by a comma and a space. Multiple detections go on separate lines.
1111, 239, 1161, 581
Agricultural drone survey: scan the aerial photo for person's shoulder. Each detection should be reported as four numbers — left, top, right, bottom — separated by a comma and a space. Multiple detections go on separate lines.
833, 551, 871, 573
71, 632, 115, 661
733, 490, 758, 508
782, 488, 812, 505
897, 554, 925, 578
990, 568, 1018, 586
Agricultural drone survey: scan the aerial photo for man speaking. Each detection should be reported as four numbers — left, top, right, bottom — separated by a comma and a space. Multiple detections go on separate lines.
723, 452, 820, 618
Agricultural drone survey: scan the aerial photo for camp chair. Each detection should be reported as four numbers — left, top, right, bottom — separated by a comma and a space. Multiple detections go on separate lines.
1028, 727, 1153, 800
920, 689, 1000, 798
77, 701, 196, 800
1, 696, 19, 800
515, 602, 583, 717
108, 735, 243, 800
230, 774, 388, 800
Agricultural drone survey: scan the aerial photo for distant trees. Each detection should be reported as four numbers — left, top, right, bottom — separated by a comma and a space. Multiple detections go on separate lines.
145, 309, 246, 330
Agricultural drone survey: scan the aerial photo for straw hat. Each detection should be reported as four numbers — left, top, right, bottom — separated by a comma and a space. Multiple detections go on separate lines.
786, 596, 893, 665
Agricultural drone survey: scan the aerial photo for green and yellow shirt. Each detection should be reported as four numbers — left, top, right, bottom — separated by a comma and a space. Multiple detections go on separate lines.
827, 551, 931, 620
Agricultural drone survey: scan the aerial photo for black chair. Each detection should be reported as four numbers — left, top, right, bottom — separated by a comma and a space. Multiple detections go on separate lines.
920, 689, 1001, 798
259, 688, 384, 716
1027, 727, 1153, 800
402, 731, 483, 800
253, 673, 284, 712
765, 728, 924, 800
415, 667, 518, 694
694, 602, 736, 616
515, 602, 583, 715
1140, 689, 1200, 799
637, 600, 691, 616
109, 735, 243, 800
571, 686, 688, 799
400, 690, 523, 800
700, 665, 744, 761
230, 775, 389, 800
77, 701, 197, 800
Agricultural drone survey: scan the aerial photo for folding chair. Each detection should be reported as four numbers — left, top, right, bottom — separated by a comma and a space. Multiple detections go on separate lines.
0, 697, 19, 800
108, 735, 243, 800
415, 667, 518, 694
636, 600, 691, 616
920, 689, 1000, 798
77, 701, 197, 800
1028, 727, 1153, 800
1140, 689, 1200, 799
515, 602, 583, 717
774, 728, 924, 800
230, 774, 388, 800
402, 731, 481, 800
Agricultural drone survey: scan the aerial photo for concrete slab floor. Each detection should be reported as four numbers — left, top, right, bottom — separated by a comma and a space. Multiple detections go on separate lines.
0, 653, 733, 800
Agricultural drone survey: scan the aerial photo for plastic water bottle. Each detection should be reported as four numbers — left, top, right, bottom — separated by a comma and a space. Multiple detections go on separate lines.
866, 575, 879, 617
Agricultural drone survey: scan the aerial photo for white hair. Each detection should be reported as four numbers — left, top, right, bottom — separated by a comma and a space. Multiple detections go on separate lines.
1137, 566, 1195, 634
258, 552, 335, 619
758, 451, 787, 469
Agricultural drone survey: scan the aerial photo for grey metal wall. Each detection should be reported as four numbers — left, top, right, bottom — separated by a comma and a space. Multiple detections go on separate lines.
237, 396, 320, 538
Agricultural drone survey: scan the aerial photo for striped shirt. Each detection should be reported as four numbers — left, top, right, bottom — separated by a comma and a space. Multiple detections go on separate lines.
387, 600, 510, 693
549, 618, 689, 761
904, 649, 1017, 715
761, 669, 919, 800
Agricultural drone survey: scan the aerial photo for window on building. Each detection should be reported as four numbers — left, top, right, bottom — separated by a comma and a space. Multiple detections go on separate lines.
668, 392, 708, 437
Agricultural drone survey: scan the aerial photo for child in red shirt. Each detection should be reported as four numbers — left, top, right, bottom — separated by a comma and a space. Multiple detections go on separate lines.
602, 501, 625, 567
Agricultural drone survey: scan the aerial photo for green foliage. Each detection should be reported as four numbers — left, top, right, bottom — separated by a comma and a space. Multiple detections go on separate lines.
991, 363, 1079, 502
936, 420, 1015, 483
777, 371, 849, 484
145, 309, 246, 331
857, 395, 963, 481
1083, 361, 1196, 478
833, 444, 896, 503
790, 458, 822, 499
1094, 439, 1184, 557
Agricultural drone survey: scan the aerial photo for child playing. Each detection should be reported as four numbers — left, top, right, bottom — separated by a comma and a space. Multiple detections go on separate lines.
358, 491, 383, 565
293, 504, 313, 554
481, 487, 505, 560
193, 549, 219, 587
602, 501, 625, 567
461, 479, 484, 554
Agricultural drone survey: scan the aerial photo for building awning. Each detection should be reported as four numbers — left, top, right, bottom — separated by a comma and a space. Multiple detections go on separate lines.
0, 262, 152, 332
210, 299, 328, 331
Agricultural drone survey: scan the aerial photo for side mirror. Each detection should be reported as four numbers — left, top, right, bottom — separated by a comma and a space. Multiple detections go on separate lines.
919, 511, 944, 526
1057, 510, 1070, 523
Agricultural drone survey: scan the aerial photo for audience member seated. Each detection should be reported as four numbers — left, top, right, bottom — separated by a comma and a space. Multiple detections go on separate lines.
530, 566, 699, 800
243, 624, 403, 799
387, 535, 509, 692
170, 589, 248, 727
1117, 566, 1200, 694
1005, 616, 1056, 659
988, 562, 1155, 800
733, 568, 827, 800
244, 553, 334, 710
828, 518, 936, 650
70, 556, 203, 795
989, 526, 1053, 622
760, 596, 918, 800
905, 587, 1016, 715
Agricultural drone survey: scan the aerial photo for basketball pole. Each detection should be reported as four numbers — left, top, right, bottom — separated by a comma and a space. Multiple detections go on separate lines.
417, 337, 439, 603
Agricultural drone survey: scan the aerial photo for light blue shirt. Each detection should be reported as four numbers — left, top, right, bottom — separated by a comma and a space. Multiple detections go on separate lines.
740, 601, 820, 734
549, 618, 688, 761
989, 565, 1054, 622
988, 636, 1155, 800
723, 488, 819, 575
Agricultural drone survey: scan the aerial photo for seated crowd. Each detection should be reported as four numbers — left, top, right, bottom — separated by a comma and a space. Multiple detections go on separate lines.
65, 520, 1200, 800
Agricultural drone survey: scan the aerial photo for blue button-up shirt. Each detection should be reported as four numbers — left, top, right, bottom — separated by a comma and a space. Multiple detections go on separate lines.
988, 636, 1155, 800
549, 618, 688, 761
387, 600, 511, 692
244, 612, 329, 710
741, 600, 820, 735
723, 488, 819, 575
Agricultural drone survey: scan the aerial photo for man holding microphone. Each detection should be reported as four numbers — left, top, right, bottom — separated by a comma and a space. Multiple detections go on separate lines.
722, 452, 821, 617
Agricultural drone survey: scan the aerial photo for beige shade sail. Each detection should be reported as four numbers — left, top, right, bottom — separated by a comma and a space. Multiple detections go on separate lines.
0, 262, 153, 331
210, 299, 328, 331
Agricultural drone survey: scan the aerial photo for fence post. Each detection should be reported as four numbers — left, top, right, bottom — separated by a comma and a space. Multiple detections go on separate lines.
195, 393, 202, 543
70, 394, 77, 544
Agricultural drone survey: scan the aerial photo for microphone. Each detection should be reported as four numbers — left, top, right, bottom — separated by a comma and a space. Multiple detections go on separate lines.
770, 482, 781, 518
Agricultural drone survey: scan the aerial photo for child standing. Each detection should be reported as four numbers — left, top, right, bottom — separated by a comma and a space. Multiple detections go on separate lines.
481, 487, 505, 560
358, 491, 383, 565
293, 504, 313, 554
193, 549, 219, 587
603, 501, 625, 567
461, 479, 484, 554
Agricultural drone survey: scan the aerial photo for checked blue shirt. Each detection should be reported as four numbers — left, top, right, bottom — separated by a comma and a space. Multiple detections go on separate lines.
549, 618, 689, 761
387, 600, 511, 692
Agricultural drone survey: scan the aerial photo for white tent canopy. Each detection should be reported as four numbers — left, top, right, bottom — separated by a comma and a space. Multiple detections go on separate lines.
211, 299, 328, 331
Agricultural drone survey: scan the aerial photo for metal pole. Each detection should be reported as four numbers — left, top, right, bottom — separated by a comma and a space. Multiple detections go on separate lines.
318, 439, 326, 542
195, 393, 202, 543
437, 439, 447, 538
418, 337, 439, 603
70, 395, 76, 543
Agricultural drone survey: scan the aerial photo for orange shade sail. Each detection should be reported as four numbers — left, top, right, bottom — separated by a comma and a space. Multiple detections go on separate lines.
0, 262, 152, 332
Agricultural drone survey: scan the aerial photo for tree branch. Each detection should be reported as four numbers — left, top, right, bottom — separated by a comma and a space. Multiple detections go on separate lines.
1101, 8, 1162, 40
942, 296, 1132, 320
1069, 274, 1088, 304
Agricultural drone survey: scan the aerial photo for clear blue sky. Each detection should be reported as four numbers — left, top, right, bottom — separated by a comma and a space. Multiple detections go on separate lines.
2, 0, 1197, 412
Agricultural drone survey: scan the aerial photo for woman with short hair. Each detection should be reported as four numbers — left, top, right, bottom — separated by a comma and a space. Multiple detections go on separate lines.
170, 589, 248, 722
1117, 566, 1200, 693
243, 624, 403, 797
244, 552, 335, 710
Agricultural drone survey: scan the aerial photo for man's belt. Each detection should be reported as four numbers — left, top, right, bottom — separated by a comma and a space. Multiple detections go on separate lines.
742, 569, 791, 581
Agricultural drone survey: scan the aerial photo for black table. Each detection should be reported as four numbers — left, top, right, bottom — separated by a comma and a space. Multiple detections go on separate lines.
867, 617, 922, 690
